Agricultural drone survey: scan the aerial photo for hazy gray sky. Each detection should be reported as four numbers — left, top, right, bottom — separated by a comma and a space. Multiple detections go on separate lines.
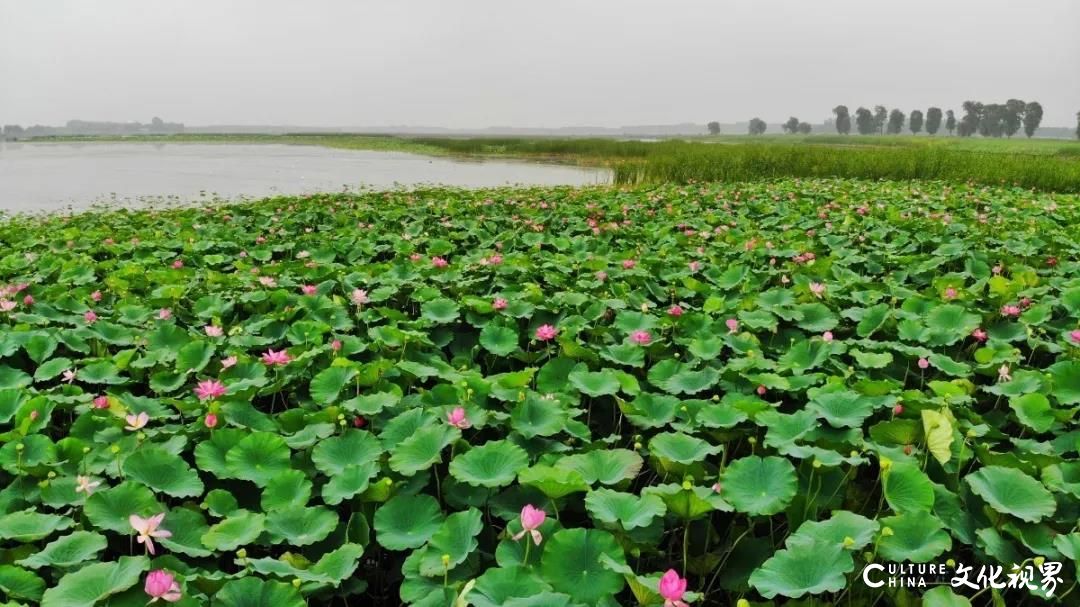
2, 0, 1078, 128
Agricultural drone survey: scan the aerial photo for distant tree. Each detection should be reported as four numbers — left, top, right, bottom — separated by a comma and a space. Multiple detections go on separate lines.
797, 122, 812, 134
1023, 102, 1044, 138
873, 106, 888, 135
748, 118, 767, 136
782, 117, 800, 134
707, 121, 721, 135
1076, 111, 1080, 140
909, 110, 924, 135
2, 125, 24, 140
854, 107, 875, 135
957, 101, 981, 137
925, 107, 943, 135
945, 110, 956, 135
978, 104, 1006, 137
832, 105, 851, 135
886, 109, 905, 134
1003, 99, 1025, 137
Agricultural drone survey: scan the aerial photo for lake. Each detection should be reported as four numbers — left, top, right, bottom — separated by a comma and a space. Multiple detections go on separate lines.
0, 142, 611, 212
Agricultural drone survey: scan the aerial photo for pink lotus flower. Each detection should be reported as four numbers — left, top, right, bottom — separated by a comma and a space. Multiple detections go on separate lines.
331, 339, 342, 352
631, 330, 652, 345
668, 305, 683, 317
301, 284, 317, 296
75, 475, 101, 495
258, 276, 277, 287
431, 256, 448, 268
92, 395, 109, 409
488, 254, 503, 265
91, 290, 103, 302
492, 297, 508, 311
84, 310, 98, 324
171, 260, 184, 269
1000, 305, 1021, 317
596, 271, 608, 282
658, 569, 688, 607
757, 385, 767, 396
351, 289, 369, 306
130, 514, 171, 556
62, 369, 77, 383
971, 328, 988, 342
157, 308, 172, 320
998, 364, 1012, 382
622, 259, 636, 269
220, 356, 237, 369
194, 379, 226, 401
893, 403, 904, 416
0, 299, 15, 312
125, 412, 149, 431
1070, 330, 1080, 345
944, 287, 958, 300
204, 325, 223, 337
809, 282, 826, 298
409, 253, 422, 261
22, 295, 33, 306
535, 324, 558, 341
261, 349, 291, 366
822, 331, 834, 342
204, 413, 218, 429
726, 318, 739, 334
446, 406, 470, 429
511, 504, 546, 545
144, 569, 182, 603
918, 358, 930, 370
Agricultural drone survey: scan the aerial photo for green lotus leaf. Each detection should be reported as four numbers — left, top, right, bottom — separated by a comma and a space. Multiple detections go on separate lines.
421, 298, 460, 323
322, 461, 378, 505
418, 507, 483, 576
121, 446, 204, 498
966, 466, 1056, 522
449, 439, 530, 488
884, 461, 935, 514
1048, 360, 1080, 405
34, 357, 73, 382
749, 538, 853, 599
557, 449, 643, 485
722, 456, 798, 515
388, 423, 459, 476
213, 577, 306, 607
341, 390, 401, 415
471, 566, 554, 607
643, 483, 732, 520
265, 505, 339, 546
1009, 393, 1055, 433
510, 393, 566, 438
201, 510, 266, 551
786, 510, 879, 550
40, 556, 147, 607
0, 510, 73, 543
877, 511, 952, 562
176, 340, 214, 372
584, 488, 666, 530
261, 468, 312, 510
621, 392, 679, 429
1042, 462, 1080, 498
921, 586, 973, 607
856, 303, 890, 337
202, 488, 240, 517
156, 507, 212, 557
15, 531, 106, 569
480, 323, 520, 356
309, 365, 357, 404
374, 494, 445, 550
517, 464, 590, 499
0, 564, 45, 602
568, 365, 622, 397
83, 482, 164, 534
312, 430, 383, 476
225, 431, 292, 486
921, 409, 954, 465
539, 529, 626, 604
806, 386, 877, 428
648, 431, 722, 464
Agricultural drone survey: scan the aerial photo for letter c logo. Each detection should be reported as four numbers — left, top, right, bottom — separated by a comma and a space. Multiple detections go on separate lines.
862, 564, 885, 588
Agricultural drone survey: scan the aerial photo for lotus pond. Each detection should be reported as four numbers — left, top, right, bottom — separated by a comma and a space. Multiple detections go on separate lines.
1, 179, 1079, 606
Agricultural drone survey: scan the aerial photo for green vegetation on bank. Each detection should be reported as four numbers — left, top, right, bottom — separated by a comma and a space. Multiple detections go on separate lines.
2, 180, 1080, 606
28, 132, 1080, 192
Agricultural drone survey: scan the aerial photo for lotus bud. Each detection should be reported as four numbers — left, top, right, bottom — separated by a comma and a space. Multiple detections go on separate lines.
680, 405, 688, 412
15, 443, 24, 451
879, 457, 892, 472
110, 444, 120, 453
711, 395, 719, 401
237, 548, 247, 558
946, 559, 956, 568
630, 547, 641, 557
83, 447, 91, 453
292, 579, 301, 588
681, 480, 693, 490
747, 436, 757, 445
337, 413, 345, 420
849, 451, 859, 458
633, 442, 642, 450
842, 536, 855, 548
737, 600, 751, 607
441, 554, 451, 567
812, 459, 822, 469
673, 352, 680, 358
1034, 556, 1045, 567
881, 527, 894, 537
47, 471, 56, 479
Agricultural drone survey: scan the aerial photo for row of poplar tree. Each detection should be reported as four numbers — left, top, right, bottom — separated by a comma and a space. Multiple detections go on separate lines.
830, 101, 1044, 137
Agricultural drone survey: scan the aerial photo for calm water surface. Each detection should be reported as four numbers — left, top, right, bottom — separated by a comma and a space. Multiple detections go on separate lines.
0, 142, 610, 211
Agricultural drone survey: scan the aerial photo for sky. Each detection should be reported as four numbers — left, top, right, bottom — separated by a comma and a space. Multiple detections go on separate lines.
2, 0, 1078, 128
